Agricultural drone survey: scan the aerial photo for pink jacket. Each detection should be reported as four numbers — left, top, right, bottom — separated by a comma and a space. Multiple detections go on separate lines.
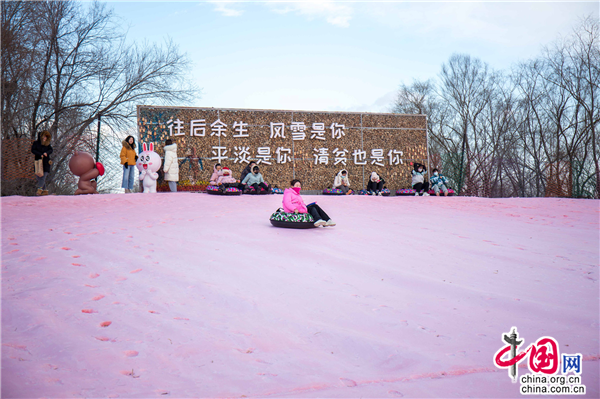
217, 174, 237, 184
282, 188, 307, 213
209, 165, 223, 185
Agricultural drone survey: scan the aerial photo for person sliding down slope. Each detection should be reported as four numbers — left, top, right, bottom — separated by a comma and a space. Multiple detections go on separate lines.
283, 179, 335, 227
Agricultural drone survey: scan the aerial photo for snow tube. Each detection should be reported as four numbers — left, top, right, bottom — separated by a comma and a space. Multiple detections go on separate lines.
206, 185, 242, 196
271, 187, 284, 195
322, 188, 344, 195
396, 188, 416, 196
269, 209, 316, 229
244, 184, 271, 195
395, 188, 456, 196
428, 188, 456, 196
359, 189, 390, 196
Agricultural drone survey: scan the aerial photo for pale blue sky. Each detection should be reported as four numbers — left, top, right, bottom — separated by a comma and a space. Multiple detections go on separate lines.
108, 1, 598, 113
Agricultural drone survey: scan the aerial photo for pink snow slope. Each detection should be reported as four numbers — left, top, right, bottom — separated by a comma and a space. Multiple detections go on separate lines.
1, 193, 598, 398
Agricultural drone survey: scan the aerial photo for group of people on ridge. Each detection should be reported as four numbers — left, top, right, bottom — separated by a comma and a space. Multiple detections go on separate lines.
120, 137, 272, 194
119, 138, 451, 197
331, 169, 385, 195
411, 162, 450, 196
210, 161, 270, 194
120, 136, 180, 193
33, 133, 450, 199
331, 164, 450, 197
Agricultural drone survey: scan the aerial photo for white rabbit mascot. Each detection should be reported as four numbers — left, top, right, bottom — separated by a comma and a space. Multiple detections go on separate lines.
137, 143, 161, 193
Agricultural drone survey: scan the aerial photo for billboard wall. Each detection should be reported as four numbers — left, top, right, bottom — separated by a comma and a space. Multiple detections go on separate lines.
137, 106, 428, 190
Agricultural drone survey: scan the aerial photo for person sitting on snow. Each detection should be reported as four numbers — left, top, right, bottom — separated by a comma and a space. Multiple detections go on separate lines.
216, 167, 240, 190
283, 179, 335, 227
241, 165, 269, 193
209, 163, 223, 186
366, 171, 385, 195
333, 169, 353, 194
430, 168, 450, 196
239, 161, 256, 183
239, 161, 256, 192
411, 163, 430, 196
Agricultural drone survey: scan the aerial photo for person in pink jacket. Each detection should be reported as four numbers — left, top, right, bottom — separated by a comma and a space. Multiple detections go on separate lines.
216, 167, 240, 191
209, 163, 223, 185
216, 167, 238, 185
283, 179, 336, 227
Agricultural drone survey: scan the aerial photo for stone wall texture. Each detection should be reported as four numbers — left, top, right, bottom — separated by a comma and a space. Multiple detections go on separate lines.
137, 106, 428, 190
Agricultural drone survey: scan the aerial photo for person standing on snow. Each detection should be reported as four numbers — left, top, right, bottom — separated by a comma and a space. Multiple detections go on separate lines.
31, 130, 53, 196
120, 135, 138, 193
163, 139, 179, 192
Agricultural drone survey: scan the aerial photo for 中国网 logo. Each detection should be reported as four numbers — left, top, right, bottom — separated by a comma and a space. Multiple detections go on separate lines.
493, 327, 586, 395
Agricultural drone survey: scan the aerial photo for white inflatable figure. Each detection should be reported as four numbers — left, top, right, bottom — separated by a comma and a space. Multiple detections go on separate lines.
137, 143, 161, 193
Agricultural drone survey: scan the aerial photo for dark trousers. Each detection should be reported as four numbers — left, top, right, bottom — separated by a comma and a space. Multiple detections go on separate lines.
307, 204, 330, 221
367, 180, 383, 192
413, 182, 430, 193
251, 182, 268, 192
335, 185, 350, 193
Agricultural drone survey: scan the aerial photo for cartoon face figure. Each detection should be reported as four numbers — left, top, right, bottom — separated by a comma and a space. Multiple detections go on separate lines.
69, 151, 96, 177
136, 143, 161, 174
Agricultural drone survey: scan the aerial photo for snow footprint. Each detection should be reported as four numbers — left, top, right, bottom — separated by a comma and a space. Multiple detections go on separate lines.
339, 378, 357, 387
418, 325, 436, 334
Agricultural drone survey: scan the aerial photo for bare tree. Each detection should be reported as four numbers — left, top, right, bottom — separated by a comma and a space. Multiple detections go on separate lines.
390, 79, 460, 189
437, 54, 500, 196
542, 16, 599, 198
391, 16, 599, 199
1, 0, 198, 195
1, 1, 39, 138
391, 79, 435, 115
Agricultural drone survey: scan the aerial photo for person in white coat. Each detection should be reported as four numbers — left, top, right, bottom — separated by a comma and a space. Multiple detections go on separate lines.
163, 139, 179, 192
333, 169, 352, 194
